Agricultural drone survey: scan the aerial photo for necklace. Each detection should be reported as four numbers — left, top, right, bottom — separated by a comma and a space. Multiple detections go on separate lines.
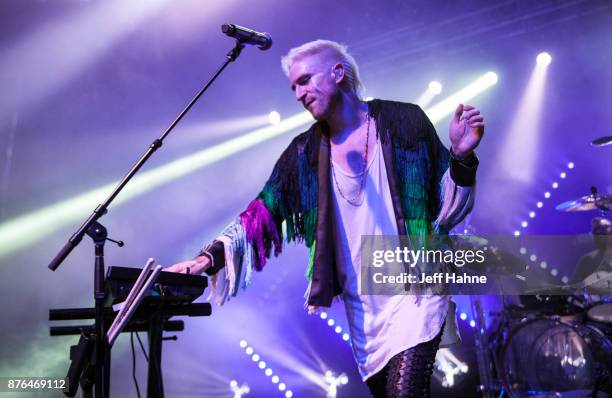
330, 113, 370, 206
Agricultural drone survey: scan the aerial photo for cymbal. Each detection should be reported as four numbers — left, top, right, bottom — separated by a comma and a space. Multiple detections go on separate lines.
526, 271, 612, 296
555, 194, 612, 212
524, 284, 573, 295
591, 135, 612, 147
576, 270, 612, 295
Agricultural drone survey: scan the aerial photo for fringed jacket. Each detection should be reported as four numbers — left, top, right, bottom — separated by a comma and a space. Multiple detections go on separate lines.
201, 99, 478, 308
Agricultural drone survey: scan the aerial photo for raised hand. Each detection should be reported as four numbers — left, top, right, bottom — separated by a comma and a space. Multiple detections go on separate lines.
449, 104, 484, 159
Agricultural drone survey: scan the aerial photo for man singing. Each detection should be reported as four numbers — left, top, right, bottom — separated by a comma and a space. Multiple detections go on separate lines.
166, 40, 484, 397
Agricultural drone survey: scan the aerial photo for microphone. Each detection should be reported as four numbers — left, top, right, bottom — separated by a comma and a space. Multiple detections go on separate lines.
221, 23, 272, 50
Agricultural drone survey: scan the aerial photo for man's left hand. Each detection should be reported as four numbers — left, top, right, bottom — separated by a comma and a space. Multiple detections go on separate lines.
449, 103, 484, 159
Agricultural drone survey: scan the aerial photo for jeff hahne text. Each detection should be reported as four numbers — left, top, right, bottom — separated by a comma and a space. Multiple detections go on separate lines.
370, 246, 488, 285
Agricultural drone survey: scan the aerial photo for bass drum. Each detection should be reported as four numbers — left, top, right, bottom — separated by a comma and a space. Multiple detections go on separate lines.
500, 318, 612, 397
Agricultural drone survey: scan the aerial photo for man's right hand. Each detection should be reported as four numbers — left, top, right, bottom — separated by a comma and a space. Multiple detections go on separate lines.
163, 255, 211, 275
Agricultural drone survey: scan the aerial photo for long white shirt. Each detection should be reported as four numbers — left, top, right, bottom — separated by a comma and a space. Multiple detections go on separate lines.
329, 137, 450, 381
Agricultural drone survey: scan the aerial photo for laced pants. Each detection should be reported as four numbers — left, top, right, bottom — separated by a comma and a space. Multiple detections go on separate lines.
365, 326, 443, 398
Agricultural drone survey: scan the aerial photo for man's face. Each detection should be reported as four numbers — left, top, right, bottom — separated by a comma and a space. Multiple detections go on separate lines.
288, 54, 338, 120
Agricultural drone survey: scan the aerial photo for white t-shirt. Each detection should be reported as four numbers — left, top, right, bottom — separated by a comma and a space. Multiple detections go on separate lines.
328, 136, 449, 381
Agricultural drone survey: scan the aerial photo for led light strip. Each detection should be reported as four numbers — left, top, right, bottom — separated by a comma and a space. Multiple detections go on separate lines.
239, 339, 294, 398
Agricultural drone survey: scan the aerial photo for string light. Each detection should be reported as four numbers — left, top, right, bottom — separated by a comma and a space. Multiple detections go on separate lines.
512, 162, 575, 283
239, 340, 293, 397
230, 380, 250, 398
319, 312, 350, 344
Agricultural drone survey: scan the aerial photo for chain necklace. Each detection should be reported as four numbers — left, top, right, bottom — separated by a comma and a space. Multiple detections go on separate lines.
330, 113, 370, 206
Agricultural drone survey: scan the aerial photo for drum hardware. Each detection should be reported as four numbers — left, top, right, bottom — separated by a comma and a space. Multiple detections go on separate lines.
555, 187, 611, 214
498, 317, 612, 398
591, 135, 612, 147
587, 298, 612, 325
475, 287, 611, 396
464, 203, 612, 396
470, 296, 502, 398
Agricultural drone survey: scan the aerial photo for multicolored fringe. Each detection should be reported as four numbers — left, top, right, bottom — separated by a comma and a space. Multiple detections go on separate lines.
254, 134, 319, 280
433, 170, 475, 234
239, 199, 281, 271
207, 219, 254, 305
305, 240, 316, 280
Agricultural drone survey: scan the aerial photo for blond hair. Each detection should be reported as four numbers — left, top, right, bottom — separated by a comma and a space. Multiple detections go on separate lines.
281, 40, 363, 97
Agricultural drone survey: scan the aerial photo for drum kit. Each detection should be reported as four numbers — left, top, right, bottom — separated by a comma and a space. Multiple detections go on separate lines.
473, 135, 612, 398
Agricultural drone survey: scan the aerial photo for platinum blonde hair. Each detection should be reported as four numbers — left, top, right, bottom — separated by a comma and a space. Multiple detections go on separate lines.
281, 39, 363, 97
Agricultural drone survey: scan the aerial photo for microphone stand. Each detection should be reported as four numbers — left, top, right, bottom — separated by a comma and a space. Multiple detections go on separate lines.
48, 40, 247, 398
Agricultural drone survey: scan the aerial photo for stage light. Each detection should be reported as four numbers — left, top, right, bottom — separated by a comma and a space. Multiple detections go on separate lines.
498, 56, 547, 183
469, 320, 476, 328
540, 261, 547, 269
428, 81, 442, 94
285, 391, 293, 398
252, 354, 260, 362
521, 221, 528, 228
272, 376, 279, 384
568, 162, 575, 169
552, 182, 559, 189
179, 114, 275, 146
268, 111, 281, 125
278, 383, 286, 391
324, 371, 349, 398
537, 201, 543, 208
230, 379, 250, 398
560, 172, 566, 179
327, 319, 335, 326
0, 111, 314, 259
536, 52, 552, 67
459, 312, 467, 320
544, 192, 551, 199
551, 268, 558, 276
265, 368, 273, 376
239, 340, 247, 348
514, 230, 521, 237
342, 333, 350, 341
245, 347, 253, 355
434, 348, 469, 388
500, 51, 550, 183
561, 276, 569, 284
258, 361, 266, 369
530, 254, 537, 262
425, 71, 498, 126
415, 81, 443, 107
529, 211, 535, 218
484, 72, 498, 85
320, 312, 328, 319
334, 326, 342, 334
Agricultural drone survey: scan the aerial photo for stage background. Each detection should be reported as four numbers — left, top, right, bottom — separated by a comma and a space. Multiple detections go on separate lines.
1, 1, 611, 397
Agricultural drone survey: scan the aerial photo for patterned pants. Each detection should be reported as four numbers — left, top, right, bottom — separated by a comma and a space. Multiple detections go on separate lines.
365, 325, 443, 398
